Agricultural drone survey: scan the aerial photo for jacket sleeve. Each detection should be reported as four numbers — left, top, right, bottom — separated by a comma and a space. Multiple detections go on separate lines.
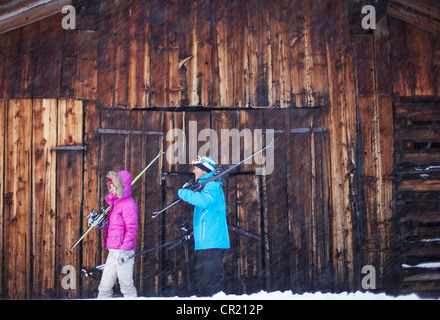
120, 201, 138, 251
178, 182, 218, 208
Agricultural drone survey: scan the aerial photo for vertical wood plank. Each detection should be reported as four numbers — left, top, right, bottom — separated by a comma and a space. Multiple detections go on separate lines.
309, 0, 329, 107
97, 0, 130, 108
150, 0, 168, 107
407, 24, 435, 96
32, 99, 57, 299
128, 0, 151, 109
212, 110, 237, 166
15, 24, 39, 98
325, 0, 357, 291
263, 109, 290, 291
167, 0, 183, 107
60, 27, 77, 98
389, 17, 415, 97
128, 110, 147, 293
215, 1, 231, 107
4, 99, 32, 299
236, 174, 262, 294
195, 0, 214, 106
289, 109, 312, 291
269, 0, 283, 107
162, 173, 194, 296
0, 100, 5, 297
0, 32, 12, 98
143, 110, 164, 296
76, 30, 98, 100
81, 101, 101, 298
247, 0, 271, 107
33, 15, 63, 98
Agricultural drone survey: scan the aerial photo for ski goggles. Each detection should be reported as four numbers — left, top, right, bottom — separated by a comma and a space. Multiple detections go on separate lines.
192, 156, 215, 172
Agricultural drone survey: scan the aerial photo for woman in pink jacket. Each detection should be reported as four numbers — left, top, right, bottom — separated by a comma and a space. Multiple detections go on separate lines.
97, 170, 138, 299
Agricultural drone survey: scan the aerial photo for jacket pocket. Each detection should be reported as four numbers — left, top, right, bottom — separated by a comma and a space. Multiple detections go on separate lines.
107, 230, 124, 248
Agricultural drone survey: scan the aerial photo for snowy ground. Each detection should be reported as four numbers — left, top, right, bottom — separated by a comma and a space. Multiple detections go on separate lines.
130, 290, 425, 300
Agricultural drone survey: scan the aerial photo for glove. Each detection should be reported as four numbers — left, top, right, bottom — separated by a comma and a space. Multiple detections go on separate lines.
183, 179, 199, 191
117, 250, 132, 265
172, 179, 199, 202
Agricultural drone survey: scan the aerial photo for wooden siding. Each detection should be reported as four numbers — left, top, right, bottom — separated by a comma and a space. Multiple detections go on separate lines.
0, 0, 439, 299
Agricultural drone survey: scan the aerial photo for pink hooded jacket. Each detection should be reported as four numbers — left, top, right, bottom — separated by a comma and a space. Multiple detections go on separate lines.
103, 170, 138, 251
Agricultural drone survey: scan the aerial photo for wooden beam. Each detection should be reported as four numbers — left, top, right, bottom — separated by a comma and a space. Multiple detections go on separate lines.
387, 0, 440, 34
0, 0, 72, 34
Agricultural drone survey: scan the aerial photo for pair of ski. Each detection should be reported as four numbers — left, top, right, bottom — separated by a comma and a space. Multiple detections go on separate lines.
151, 139, 274, 218
70, 140, 273, 272
66, 150, 165, 254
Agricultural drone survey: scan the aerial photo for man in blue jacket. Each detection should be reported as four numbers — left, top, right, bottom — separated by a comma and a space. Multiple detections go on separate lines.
178, 156, 230, 296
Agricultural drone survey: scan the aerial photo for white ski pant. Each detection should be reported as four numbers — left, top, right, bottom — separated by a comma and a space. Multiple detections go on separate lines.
97, 249, 137, 299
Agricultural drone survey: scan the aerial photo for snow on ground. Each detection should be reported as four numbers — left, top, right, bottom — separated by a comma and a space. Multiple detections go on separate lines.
132, 290, 425, 300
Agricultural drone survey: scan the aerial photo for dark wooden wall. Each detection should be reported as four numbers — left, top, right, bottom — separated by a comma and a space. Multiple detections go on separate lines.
0, 0, 439, 299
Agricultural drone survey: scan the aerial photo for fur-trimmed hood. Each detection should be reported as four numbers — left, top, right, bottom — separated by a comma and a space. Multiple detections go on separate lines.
106, 170, 132, 199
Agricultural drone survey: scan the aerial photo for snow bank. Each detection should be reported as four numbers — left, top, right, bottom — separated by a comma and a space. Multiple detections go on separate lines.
134, 290, 422, 300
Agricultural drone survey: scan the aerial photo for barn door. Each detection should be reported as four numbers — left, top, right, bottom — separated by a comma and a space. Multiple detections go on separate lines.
394, 102, 440, 296
94, 108, 331, 297
159, 110, 266, 296
97, 109, 164, 297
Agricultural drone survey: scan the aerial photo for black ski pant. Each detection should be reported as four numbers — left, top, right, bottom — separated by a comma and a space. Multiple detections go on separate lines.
195, 248, 226, 296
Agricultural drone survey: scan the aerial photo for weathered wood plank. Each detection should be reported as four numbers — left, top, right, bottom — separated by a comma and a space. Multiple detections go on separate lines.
184, 111, 211, 170
246, 0, 271, 107
236, 174, 262, 294
76, 30, 98, 100
127, 1, 150, 109
129, 110, 148, 293
142, 110, 164, 296
149, 0, 168, 108
14, 24, 39, 98
389, 17, 415, 97
33, 14, 63, 98
81, 101, 100, 298
387, 0, 440, 35
263, 109, 290, 291
0, 0, 71, 35
0, 100, 5, 297
395, 103, 440, 121
407, 24, 436, 96
162, 173, 194, 296
60, 27, 77, 98
325, 0, 357, 291
97, 0, 130, 108
398, 179, 440, 192
5, 99, 32, 299
32, 99, 57, 299
56, 99, 83, 298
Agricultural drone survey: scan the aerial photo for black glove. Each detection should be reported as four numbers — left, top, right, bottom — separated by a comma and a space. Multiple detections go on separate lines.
183, 179, 199, 191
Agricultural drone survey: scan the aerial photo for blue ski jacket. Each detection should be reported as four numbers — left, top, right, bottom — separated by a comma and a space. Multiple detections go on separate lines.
178, 170, 230, 251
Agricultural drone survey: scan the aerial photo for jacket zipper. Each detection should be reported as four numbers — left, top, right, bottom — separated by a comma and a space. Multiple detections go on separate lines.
200, 209, 207, 243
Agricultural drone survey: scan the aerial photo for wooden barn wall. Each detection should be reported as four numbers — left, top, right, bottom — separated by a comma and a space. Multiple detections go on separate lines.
0, 0, 439, 299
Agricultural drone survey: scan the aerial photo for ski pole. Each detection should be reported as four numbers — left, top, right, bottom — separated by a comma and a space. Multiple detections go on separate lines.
67, 149, 165, 254
152, 139, 274, 218
81, 234, 189, 277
